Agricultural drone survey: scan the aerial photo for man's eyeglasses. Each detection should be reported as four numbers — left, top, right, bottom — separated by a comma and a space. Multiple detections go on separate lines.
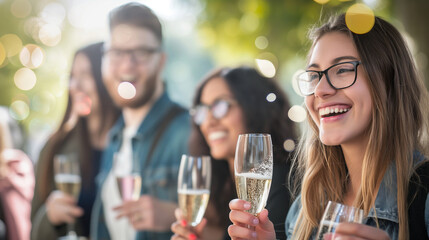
296, 61, 361, 96
190, 99, 235, 126
104, 47, 161, 64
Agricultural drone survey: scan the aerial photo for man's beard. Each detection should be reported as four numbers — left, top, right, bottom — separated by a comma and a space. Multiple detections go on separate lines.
111, 71, 158, 109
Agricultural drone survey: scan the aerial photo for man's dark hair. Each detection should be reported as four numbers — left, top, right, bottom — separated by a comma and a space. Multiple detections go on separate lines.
109, 2, 162, 43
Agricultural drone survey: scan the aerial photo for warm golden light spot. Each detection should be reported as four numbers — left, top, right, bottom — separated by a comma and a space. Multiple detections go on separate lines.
313, 0, 330, 4
288, 105, 307, 123
39, 24, 62, 46
345, 3, 375, 34
198, 27, 216, 47
266, 93, 276, 102
255, 59, 276, 78
10, 0, 32, 18
118, 82, 136, 99
20, 44, 44, 68
255, 36, 268, 50
0, 43, 5, 66
10, 100, 30, 120
240, 13, 259, 33
14, 68, 37, 91
283, 139, 296, 152
0, 34, 23, 57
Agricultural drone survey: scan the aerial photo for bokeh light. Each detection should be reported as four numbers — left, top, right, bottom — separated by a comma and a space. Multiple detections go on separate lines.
240, 12, 259, 33
9, 100, 30, 121
292, 69, 305, 97
31, 92, 55, 114
40, 2, 66, 25
0, 34, 23, 57
345, 3, 375, 34
10, 0, 32, 18
283, 139, 296, 152
39, 24, 62, 47
118, 82, 136, 99
313, 0, 330, 4
14, 68, 37, 91
255, 36, 268, 50
20, 44, 44, 69
255, 59, 276, 78
24, 17, 42, 41
266, 93, 276, 102
288, 105, 307, 123
0, 42, 5, 66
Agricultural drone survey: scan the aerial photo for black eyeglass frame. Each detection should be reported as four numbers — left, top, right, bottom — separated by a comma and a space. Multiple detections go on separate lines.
297, 60, 361, 96
190, 98, 236, 126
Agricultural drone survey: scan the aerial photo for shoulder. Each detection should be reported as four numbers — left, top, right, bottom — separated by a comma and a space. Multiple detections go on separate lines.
285, 195, 302, 237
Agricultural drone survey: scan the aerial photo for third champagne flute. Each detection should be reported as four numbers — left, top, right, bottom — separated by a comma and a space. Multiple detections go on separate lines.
316, 201, 364, 240
177, 155, 211, 227
54, 154, 81, 240
234, 133, 273, 216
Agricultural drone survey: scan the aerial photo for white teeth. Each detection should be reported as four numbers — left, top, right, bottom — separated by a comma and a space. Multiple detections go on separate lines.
319, 106, 350, 117
208, 131, 227, 141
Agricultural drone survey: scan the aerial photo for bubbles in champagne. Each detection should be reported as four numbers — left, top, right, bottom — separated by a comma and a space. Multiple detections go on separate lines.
235, 172, 272, 215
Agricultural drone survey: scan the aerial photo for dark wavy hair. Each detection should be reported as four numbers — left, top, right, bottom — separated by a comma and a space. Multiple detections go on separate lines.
37, 42, 120, 201
189, 66, 298, 228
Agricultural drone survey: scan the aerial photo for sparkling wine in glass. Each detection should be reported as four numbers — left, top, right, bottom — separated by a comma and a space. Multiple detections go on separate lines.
114, 152, 141, 202
177, 155, 211, 227
234, 133, 273, 216
316, 201, 364, 240
54, 154, 81, 240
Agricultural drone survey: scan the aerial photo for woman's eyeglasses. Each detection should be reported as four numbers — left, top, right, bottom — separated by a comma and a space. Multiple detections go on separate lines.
190, 99, 235, 125
296, 61, 361, 96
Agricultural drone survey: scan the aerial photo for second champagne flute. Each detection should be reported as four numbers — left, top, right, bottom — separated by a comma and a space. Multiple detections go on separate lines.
234, 133, 273, 216
177, 155, 211, 227
54, 154, 81, 240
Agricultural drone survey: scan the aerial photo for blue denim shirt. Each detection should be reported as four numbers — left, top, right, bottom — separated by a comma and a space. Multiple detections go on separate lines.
91, 92, 190, 240
285, 153, 429, 239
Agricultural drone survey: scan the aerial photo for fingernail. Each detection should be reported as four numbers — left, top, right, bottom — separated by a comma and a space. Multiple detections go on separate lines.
252, 218, 259, 225
181, 219, 187, 227
252, 231, 257, 238
188, 233, 197, 240
244, 202, 251, 209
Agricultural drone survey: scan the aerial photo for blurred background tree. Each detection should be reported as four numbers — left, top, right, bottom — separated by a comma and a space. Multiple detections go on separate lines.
0, 0, 428, 159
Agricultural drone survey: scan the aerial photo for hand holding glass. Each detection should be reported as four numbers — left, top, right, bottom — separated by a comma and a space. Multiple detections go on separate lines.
177, 155, 211, 227
316, 201, 364, 240
234, 133, 273, 216
54, 154, 81, 240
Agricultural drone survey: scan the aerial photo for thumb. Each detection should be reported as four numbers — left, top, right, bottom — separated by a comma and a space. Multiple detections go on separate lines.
258, 209, 274, 231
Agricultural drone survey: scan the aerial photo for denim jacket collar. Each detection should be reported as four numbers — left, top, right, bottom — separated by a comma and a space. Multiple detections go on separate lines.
109, 91, 173, 143
366, 151, 427, 224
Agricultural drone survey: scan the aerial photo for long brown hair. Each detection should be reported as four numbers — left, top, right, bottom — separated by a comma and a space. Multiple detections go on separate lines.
189, 66, 298, 228
37, 42, 120, 201
291, 14, 429, 240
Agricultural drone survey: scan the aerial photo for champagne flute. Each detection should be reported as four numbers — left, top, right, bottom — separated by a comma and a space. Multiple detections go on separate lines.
54, 154, 81, 240
234, 133, 273, 216
177, 155, 211, 227
316, 201, 364, 240
114, 152, 142, 202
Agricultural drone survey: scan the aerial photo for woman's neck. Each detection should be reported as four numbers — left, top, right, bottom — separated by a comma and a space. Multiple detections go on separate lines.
341, 138, 368, 205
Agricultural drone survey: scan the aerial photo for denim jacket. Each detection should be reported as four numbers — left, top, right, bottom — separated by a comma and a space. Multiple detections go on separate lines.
285, 152, 429, 240
91, 92, 190, 240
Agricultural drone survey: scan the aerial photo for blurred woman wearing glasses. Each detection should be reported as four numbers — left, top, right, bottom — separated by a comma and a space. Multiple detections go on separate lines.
170, 66, 298, 240
228, 14, 429, 240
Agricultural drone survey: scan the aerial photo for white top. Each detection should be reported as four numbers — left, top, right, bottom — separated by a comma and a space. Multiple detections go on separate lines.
101, 126, 138, 240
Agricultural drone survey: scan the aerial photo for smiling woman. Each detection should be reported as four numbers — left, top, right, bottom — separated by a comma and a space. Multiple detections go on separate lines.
170, 66, 298, 240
